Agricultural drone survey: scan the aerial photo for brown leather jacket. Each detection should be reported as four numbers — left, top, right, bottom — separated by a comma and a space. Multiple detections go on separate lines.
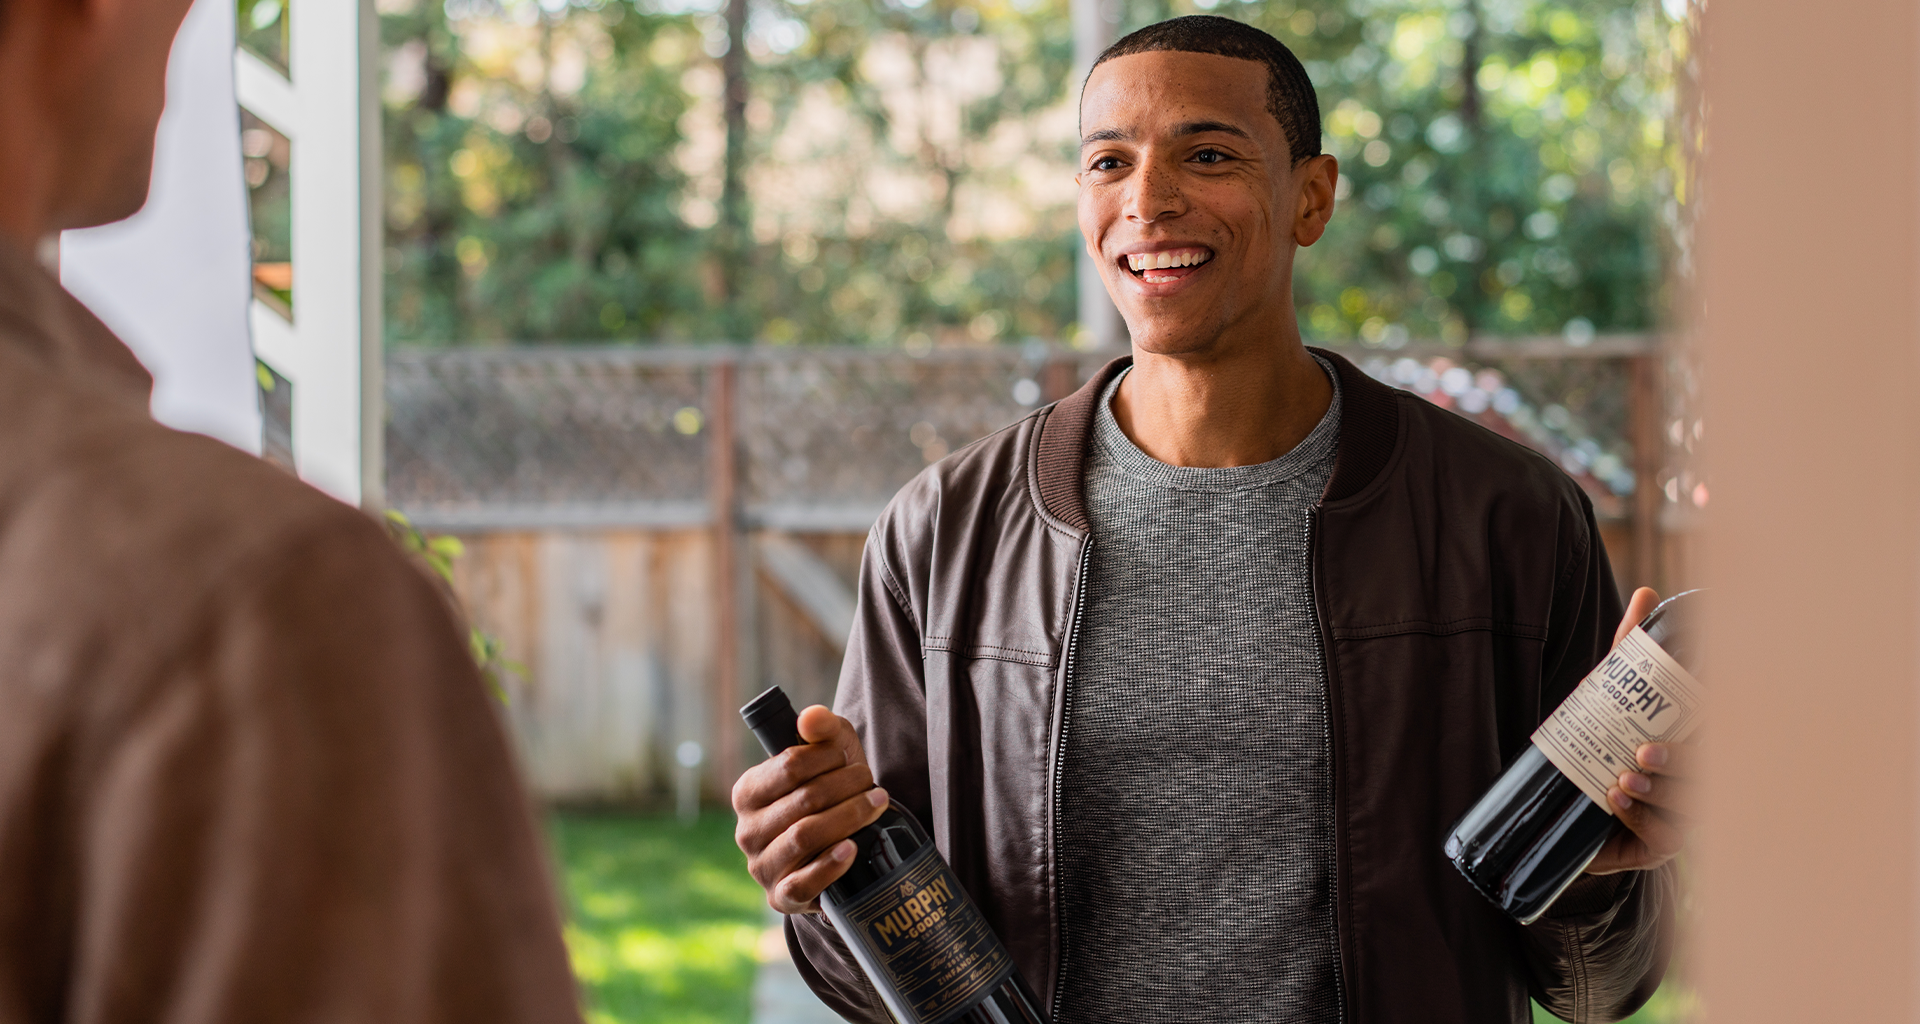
786, 351, 1674, 1024
0, 239, 581, 1022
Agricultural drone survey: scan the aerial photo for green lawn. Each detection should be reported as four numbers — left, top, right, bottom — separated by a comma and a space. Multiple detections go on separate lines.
548, 811, 768, 1024
546, 810, 1694, 1024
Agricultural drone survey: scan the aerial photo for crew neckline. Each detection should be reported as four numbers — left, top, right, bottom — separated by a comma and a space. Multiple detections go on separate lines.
1090, 355, 1343, 493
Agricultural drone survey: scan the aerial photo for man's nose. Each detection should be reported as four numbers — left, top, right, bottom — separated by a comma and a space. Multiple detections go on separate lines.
1123, 154, 1188, 224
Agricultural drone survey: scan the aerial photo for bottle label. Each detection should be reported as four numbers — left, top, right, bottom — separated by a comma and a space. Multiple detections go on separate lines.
825, 845, 1016, 1024
1531, 625, 1704, 813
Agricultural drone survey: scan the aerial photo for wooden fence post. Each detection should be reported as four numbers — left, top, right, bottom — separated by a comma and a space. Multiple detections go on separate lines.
1042, 355, 1079, 404
709, 359, 742, 798
1627, 351, 1662, 593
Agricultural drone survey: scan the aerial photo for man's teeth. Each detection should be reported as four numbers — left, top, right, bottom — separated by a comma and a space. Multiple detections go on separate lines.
1126, 250, 1210, 272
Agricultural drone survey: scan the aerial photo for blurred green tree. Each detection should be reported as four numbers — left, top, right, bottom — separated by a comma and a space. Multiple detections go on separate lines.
1244, 0, 1685, 344
733, 0, 1081, 346
316, 0, 1685, 346
377, 0, 709, 342
369, 0, 1081, 345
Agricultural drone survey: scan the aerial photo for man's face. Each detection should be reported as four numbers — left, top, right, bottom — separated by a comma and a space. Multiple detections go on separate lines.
1076, 50, 1335, 357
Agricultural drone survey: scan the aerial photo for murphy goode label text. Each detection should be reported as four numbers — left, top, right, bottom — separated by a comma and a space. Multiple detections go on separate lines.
1531, 625, 1704, 812
824, 845, 1014, 1024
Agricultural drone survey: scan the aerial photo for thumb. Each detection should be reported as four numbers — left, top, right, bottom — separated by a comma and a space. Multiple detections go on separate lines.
797, 705, 867, 768
795, 704, 839, 743
1615, 587, 1661, 647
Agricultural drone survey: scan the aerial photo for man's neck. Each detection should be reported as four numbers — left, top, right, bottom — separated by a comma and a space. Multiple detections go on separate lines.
0, 106, 55, 251
1111, 335, 1334, 469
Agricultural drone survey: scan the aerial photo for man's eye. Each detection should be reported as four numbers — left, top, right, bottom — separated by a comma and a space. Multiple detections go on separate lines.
1090, 156, 1123, 172
1194, 149, 1228, 164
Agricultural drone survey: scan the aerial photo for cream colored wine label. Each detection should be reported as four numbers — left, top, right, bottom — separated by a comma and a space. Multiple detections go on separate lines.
1530, 626, 1704, 814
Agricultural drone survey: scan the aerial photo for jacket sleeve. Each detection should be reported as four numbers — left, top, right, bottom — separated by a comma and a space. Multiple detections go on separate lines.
68, 513, 583, 1024
784, 516, 931, 1024
1519, 495, 1678, 1023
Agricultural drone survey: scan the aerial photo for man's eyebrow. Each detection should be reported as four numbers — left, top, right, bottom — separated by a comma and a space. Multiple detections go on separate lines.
1079, 121, 1253, 147
1080, 127, 1131, 146
1172, 120, 1252, 140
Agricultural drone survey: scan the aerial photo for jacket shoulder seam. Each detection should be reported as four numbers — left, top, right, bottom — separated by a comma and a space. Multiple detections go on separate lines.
1552, 495, 1597, 602
868, 525, 917, 625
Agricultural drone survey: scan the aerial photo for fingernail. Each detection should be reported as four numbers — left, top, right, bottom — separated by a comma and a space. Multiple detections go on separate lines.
831, 840, 853, 862
868, 788, 889, 809
1640, 745, 1669, 769
1624, 773, 1653, 795
1610, 789, 1634, 811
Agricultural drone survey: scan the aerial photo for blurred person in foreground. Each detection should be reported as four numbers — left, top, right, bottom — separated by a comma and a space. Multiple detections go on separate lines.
734, 15, 1684, 1024
0, 0, 580, 1020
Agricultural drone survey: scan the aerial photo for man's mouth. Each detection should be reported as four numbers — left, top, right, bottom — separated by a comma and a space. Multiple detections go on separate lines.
1122, 247, 1214, 284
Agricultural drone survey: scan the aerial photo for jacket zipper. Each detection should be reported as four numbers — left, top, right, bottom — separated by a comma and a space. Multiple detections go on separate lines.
1306, 506, 1349, 1024
1049, 532, 1094, 1024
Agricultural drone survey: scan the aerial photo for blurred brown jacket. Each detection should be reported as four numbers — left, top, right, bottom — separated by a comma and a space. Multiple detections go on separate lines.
0, 238, 582, 1024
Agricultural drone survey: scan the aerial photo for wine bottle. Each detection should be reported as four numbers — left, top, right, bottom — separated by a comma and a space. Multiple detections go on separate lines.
741, 686, 1048, 1024
1445, 590, 1704, 925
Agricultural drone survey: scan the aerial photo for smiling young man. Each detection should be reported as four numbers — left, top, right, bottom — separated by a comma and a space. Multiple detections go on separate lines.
734, 15, 1683, 1024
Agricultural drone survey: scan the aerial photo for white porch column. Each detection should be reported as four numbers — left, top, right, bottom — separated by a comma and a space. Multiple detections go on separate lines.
1071, 0, 1126, 353
286, 0, 383, 507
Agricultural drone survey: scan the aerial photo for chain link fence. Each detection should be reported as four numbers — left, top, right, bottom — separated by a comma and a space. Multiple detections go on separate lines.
387, 346, 1112, 531
387, 343, 1639, 532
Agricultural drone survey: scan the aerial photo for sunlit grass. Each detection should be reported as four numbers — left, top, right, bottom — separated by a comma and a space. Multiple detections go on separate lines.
549, 809, 1693, 1024
550, 811, 766, 1024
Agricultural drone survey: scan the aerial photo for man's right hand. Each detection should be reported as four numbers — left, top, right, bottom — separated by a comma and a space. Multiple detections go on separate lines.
732, 704, 890, 914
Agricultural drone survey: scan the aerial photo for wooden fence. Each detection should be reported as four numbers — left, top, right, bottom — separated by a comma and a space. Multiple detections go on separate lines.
388, 339, 1677, 806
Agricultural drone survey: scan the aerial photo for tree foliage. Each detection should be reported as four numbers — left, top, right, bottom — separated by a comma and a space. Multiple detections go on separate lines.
349, 0, 1684, 347
378, 0, 707, 342
1263, 0, 1684, 343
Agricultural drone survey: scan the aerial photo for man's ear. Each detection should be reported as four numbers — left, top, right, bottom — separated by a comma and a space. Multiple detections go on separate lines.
1292, 154, 1339, 247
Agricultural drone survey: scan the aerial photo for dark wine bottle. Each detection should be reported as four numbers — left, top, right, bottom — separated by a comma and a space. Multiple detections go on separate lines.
741, 686, 1048, 1024
1445, 590, 1704, 925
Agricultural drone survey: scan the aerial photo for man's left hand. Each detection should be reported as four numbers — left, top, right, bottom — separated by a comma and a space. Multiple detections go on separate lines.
1585, 586, 1695, 876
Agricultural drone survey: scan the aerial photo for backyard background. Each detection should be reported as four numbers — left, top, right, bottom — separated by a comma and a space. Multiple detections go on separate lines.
550, 810, 1696, 1024
235, 0, 1704, 1018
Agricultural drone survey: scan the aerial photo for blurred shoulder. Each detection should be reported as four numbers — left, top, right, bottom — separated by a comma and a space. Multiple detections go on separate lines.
0, 368, 410, 659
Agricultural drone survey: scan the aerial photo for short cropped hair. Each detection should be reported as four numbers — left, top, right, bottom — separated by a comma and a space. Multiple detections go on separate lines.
1090, 15, 1322, 165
